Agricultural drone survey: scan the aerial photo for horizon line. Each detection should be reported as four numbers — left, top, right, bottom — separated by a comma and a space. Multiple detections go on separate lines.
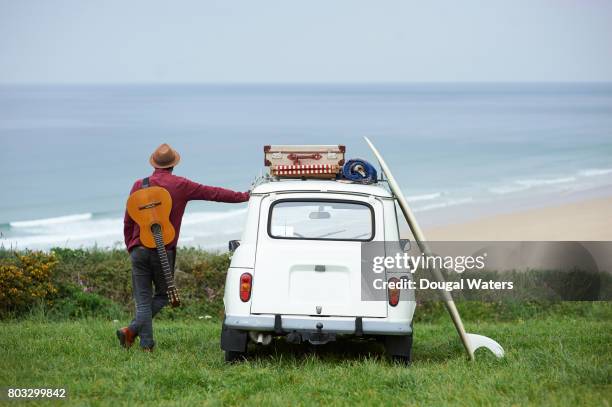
1, 80, 612, 86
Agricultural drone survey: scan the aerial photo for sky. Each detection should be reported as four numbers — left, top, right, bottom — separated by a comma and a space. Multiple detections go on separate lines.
0, 0, 611, 84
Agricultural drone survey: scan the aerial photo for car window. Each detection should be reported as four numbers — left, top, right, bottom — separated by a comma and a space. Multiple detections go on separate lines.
269, 200, 373, 241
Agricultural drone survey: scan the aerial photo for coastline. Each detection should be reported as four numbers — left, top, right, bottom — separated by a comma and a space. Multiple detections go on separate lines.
424, 195, 612, 241
2, 186, 611, 251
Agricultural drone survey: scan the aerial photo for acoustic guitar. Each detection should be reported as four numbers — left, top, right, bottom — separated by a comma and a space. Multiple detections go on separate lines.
126, 178, 180, 307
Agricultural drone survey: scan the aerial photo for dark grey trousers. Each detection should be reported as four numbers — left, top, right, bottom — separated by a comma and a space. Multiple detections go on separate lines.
128, 246, 175, 349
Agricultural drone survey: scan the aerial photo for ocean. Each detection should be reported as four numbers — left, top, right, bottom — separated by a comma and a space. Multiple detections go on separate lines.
1, 83, 611, 250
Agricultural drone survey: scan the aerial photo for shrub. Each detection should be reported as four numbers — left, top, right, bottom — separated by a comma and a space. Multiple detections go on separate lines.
4, 247, 604, 322
47, 247, 232, 320
0, 251, 58, 316
51, 247, 133, 305
47, 284, 125, 320
158, 248, 231, 319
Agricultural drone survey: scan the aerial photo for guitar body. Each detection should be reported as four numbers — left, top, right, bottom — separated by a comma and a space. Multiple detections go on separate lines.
126, 186, 175, 248
126, 184, 180, 307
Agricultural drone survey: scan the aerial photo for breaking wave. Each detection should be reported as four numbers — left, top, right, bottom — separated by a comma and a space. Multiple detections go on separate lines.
515, 177, 577, 187
489, 166, 612, 196
1, 207, 248, 250
413, 197, 474, 212
579, 168, 612, 177
406, 192, 443, 202
10, 213, 93, 228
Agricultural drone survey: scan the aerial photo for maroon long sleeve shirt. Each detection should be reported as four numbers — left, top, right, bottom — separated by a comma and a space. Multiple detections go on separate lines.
123, 168, 250, 252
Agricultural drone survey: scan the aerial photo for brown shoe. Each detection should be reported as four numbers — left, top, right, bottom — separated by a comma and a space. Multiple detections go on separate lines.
116, 327, 136, 349
141, 347, 154, 353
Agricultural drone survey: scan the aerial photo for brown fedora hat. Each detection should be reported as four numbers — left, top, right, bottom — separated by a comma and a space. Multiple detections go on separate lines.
150, 143, 181, 169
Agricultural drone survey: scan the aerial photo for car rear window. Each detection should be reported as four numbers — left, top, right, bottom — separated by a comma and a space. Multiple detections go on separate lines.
268, 200, 374, 241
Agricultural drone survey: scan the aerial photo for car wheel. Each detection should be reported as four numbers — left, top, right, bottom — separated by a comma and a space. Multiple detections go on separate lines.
224, 350, 247, 363
391, 355, 411, 365
220, 319, 248, 363
384, 334, 413, 365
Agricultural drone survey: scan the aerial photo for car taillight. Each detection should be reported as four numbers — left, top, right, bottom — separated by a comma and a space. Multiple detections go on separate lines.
239, 273, 252, 302
388, 277, 400, 306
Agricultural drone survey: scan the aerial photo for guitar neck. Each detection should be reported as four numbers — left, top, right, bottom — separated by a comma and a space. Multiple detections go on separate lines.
151, 225, 175, 288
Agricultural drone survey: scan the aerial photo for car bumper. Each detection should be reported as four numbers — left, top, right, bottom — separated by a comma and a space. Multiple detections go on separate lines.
224, 314, 412, 335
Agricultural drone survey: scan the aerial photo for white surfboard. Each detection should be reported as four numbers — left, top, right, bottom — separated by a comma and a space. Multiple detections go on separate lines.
364, 136, 504, 360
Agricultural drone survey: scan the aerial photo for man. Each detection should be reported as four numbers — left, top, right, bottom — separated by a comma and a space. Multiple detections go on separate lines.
118, 143, 249, 351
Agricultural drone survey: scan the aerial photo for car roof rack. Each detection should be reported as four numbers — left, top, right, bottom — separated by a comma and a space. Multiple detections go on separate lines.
251, 143, 389, 192
250, 167, 391, 194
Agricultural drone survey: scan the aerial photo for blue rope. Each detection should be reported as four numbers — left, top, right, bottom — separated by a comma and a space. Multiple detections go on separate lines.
342, 159, 378, 183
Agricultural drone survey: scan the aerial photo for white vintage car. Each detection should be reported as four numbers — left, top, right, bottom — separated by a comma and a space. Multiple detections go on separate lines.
221, 177, 416, 362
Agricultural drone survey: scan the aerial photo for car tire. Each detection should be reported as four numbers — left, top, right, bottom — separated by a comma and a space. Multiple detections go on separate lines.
220, 319, 248, 362
224, 350, 247, 363
384, 334, 412, 365
391, 355, 411, 365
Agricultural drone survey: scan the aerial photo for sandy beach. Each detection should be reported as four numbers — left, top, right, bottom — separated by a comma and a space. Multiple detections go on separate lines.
425, 196, 612, 241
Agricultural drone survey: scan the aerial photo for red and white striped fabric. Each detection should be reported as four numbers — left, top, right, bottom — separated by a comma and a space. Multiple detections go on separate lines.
272, 164, 338, 177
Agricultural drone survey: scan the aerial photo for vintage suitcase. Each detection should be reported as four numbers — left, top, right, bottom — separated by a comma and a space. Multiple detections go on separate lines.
264, 145, 346, 179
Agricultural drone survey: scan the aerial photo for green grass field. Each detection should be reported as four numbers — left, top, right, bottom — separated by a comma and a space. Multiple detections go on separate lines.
1, 304, 611, 406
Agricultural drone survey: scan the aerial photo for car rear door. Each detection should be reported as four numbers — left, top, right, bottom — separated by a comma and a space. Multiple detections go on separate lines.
250, 193, 387, 318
